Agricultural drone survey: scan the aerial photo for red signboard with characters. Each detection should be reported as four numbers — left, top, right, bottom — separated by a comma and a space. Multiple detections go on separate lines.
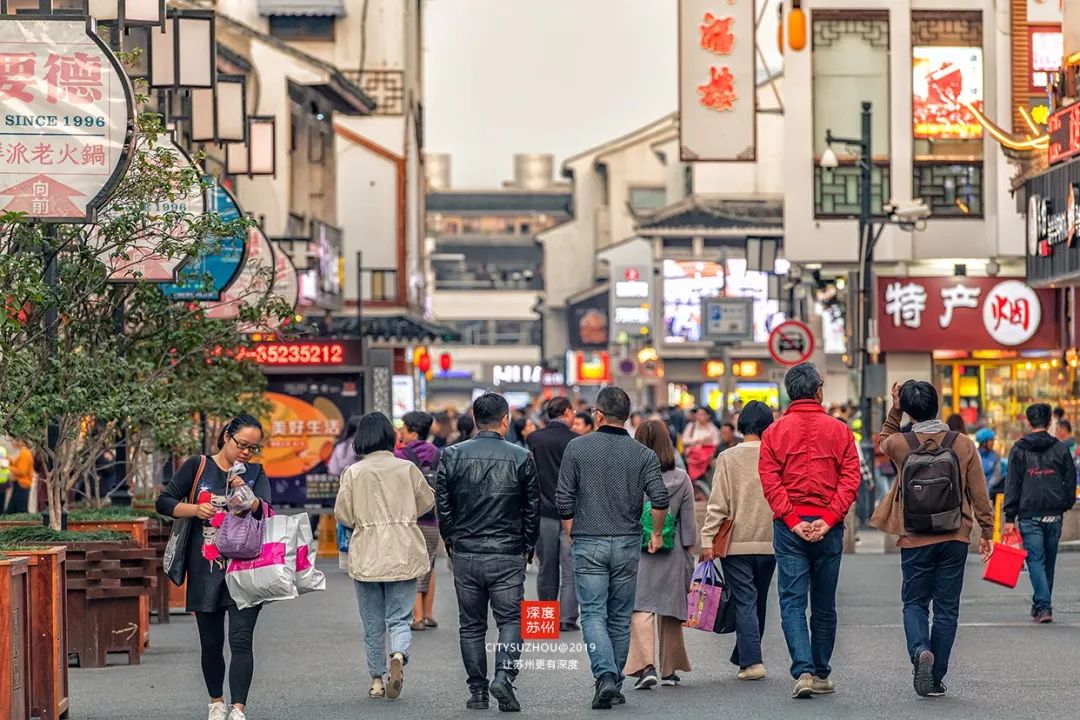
1048, 101, 1080, 166
520, 601, 559, 640
877, 277, 1059, 352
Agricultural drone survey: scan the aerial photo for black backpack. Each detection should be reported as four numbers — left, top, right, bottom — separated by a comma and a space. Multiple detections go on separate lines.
899, 432, 964, 534
404, 446, 439, 521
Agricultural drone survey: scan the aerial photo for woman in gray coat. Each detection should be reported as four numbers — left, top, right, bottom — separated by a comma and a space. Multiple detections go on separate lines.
624, 419, 698, 689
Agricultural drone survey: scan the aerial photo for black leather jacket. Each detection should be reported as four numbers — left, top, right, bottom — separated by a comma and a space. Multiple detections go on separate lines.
436, 431, 540, 556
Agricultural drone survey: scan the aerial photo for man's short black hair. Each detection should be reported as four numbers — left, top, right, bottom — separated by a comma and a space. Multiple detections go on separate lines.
899, 380, 939, 423
721, 422, 736, 433
545, 396, 572, 420
353, 412, 397, 456
575, 411, 595, 429
1060, 419, 1073, 434
1054, 406, 1066, 419
595, 386, 631, 423
473, 393, 510, 430
402, 411, 434, 439
784, 363, 823, 402
737, 401, 774, 437
1027, 403, 1052, 430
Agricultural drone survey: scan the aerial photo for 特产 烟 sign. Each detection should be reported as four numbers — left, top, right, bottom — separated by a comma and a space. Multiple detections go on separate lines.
0, 18, 133, 221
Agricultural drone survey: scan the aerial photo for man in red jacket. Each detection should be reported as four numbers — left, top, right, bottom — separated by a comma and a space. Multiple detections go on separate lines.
759, 362, 860, 700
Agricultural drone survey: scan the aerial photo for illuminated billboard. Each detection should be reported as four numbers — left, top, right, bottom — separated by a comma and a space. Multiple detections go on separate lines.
662, 259, 783, 344
913, 46, 984, 139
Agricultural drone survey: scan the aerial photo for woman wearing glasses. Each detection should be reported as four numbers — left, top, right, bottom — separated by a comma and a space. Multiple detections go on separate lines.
157, 414, 272, 720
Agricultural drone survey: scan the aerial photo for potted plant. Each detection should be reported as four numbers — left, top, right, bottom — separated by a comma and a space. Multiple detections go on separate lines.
0, 553, 31, 720
0, 543, 67, 720
0, 527, 155, 669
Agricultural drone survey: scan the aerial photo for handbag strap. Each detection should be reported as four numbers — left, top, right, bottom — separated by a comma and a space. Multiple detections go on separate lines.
187, 456, 207, 503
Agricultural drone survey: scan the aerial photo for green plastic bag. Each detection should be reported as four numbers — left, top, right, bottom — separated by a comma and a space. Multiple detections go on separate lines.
641, 501, 676, 551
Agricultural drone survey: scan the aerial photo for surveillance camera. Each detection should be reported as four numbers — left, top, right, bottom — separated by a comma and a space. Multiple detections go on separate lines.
886, 198, 931, 223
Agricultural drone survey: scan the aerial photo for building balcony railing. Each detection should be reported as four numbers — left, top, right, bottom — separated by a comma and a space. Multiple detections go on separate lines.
913, 160, 983, 217
434, 272, 543, 292
813, 161, 891, 218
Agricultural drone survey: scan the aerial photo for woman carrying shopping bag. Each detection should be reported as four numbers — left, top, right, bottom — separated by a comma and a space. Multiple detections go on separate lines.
156, 414, 271, 720
335, 412, 435, 701
624, 420, 698, 689
699, 401, 777, 681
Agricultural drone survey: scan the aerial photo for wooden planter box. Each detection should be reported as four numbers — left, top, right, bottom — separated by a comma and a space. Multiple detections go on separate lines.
63, 541, 156, 668
68, 519, 152, 648
8, 547, 68, 720
0, 556, 32, 720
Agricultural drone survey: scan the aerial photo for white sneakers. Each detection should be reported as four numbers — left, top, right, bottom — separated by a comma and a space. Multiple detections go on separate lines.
207, 702, 247, 720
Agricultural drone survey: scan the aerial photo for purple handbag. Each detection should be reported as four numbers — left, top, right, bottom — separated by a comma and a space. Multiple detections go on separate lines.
684, 561, 722, 632
215, 512, 264, 560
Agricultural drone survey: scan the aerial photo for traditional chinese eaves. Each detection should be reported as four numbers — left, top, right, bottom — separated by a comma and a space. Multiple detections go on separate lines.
636, 195, 783, 237
323, 316, 461, 343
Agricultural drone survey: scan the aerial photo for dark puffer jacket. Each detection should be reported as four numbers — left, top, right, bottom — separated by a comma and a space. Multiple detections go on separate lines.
435, 431, 540, 555
1004, 431, 1078, 522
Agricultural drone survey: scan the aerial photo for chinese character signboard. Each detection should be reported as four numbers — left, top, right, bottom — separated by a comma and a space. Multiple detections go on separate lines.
203, 225, 275, 320
1025, 161, 1080, 287
520, 601, 559, 640
0, 18, 133, 221
611, 265, 653, 336
1047, 102, 1080, 166
159, 180, 246, 301
99, 129, 205, 281
877, 277, 1058, 351
912, 46, 984, 140
678, 0, 756, 161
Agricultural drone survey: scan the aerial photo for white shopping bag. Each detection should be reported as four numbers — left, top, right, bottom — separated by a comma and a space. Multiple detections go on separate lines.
295, 518, 326, 594
225, 512, 300, 610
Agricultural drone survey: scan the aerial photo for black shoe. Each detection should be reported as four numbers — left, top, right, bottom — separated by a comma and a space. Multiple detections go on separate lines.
592, 673, 618, 710
489, 673, 520, 712
613, 691, 625, 705
466, 690, 489, 710
927, 682, 947, 698
560, 622, 581, 632
913, 649, 935, 697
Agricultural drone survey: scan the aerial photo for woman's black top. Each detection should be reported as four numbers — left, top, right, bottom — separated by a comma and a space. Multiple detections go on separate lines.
156, 456, 271, 612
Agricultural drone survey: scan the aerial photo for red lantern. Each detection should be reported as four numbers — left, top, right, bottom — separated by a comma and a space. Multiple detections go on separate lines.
439, 352, 452, 372
416, 352, 431, 373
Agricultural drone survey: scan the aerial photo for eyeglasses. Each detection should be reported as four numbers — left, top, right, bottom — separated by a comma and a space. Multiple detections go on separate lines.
230, 435, 262, 454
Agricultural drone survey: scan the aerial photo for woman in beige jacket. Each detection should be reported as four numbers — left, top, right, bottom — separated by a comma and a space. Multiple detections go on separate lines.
335, 412, 435, 701
699, 401, 776, 681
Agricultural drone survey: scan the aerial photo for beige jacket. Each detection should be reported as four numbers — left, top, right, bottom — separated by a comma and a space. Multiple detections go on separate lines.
870, 406, 994, 548
334, 450, 436, 582
700, 442, 774, 555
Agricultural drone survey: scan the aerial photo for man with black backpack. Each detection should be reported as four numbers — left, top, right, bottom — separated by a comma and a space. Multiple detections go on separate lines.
395, 411, 442, 632
871, 380, 994, 698
1004, 403, 1078, 624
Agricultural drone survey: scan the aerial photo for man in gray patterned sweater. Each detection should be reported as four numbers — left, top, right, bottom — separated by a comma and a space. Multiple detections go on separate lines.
556, 386, 670, 710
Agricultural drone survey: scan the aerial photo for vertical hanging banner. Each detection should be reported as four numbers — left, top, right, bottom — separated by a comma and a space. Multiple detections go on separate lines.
158, 180, 246, 301
0, 18, 133, 221
679, 0, 757, 161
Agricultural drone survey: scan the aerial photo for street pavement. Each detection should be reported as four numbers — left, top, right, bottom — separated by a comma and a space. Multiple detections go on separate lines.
73, 542, 1080, 720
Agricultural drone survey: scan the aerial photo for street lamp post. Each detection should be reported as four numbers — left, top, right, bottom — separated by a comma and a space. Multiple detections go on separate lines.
822, 101, 876, 473
822, 101, 929, 474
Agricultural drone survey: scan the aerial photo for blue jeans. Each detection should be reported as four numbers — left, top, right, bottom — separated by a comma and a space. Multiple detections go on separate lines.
571, 536, 641, 684
354, 579, 417, 677
773, 518, 843, 679
900, 541, 967, 683
1020, 517, 1063, 615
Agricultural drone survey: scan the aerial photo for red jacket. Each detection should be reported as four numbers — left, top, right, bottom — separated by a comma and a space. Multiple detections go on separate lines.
758, 400, 861, 530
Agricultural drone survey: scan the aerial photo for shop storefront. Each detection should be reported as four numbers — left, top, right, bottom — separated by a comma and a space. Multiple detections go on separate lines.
877, 276, 1062, 441
1023, 136, 1080, 431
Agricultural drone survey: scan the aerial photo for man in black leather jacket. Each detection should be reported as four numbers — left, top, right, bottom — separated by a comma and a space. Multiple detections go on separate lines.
1004, 403, 1078, 623
436, 392, 540, 712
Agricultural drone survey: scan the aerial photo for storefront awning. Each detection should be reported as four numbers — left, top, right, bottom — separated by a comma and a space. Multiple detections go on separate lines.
258, 0, 346, 17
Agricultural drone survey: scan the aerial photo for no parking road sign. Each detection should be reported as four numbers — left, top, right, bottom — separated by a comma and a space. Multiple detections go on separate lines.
768, 320, 814, 367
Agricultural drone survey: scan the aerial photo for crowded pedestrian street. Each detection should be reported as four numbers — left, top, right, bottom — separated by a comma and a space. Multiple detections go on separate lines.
70, 550, 1080, 720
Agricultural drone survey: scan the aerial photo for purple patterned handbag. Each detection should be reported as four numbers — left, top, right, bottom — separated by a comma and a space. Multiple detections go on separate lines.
215, 512, 264, 560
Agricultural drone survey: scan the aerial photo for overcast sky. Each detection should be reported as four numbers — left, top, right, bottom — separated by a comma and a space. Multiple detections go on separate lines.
423, 0, 782, 189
